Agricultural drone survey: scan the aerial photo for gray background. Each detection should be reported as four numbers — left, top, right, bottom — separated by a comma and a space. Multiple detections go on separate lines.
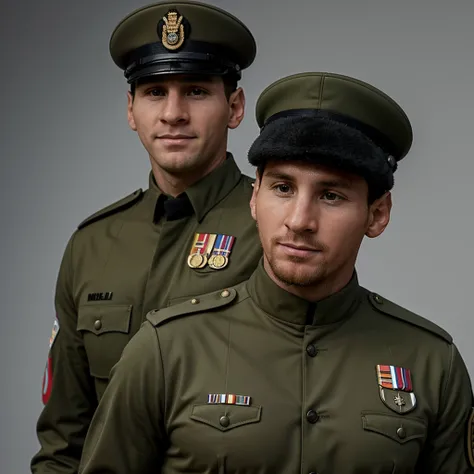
1, 0, 473, 471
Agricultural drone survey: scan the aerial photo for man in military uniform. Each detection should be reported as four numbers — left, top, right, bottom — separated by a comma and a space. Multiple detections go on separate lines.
31, 2, 262, 473
78, 71, 474, 474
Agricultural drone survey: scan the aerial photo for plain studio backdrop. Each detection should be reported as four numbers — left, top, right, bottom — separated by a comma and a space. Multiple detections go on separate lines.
1, 0, 473, 471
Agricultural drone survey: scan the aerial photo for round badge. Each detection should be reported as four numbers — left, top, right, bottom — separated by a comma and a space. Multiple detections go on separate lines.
209, 254, 228, 270
187, 253, 204, 269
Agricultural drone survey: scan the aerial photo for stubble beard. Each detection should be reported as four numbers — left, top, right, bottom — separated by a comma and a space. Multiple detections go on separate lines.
267, 252, 328, 288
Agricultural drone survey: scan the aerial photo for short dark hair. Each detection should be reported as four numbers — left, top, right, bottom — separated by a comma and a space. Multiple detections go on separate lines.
130, 74, 238, 101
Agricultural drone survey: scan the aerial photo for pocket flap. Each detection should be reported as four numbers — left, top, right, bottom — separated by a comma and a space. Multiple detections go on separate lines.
191, 403, 261, 432
77, 304, 132, 335
361, 411, 427, 444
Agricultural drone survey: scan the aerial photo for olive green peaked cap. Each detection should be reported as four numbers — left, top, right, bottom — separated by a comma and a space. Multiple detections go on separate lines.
110, 1, 257, 83
248, 72, 413, 198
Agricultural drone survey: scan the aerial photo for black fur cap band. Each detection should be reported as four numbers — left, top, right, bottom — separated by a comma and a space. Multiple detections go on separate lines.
248, 113, 396, 199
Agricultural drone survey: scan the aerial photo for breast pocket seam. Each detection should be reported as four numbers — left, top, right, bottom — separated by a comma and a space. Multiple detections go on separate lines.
190, 404, 262, 432
361, 411, 427, 444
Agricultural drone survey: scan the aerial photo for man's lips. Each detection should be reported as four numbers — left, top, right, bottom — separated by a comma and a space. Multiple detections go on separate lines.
278, 242, 320, 251
277, 242, 322, 257
157, 134, 195, 139
157, 134, 196, 146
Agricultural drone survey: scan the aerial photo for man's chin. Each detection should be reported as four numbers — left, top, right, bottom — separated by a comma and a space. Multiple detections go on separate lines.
270, 260, 325, 288
152, 153, 198, 173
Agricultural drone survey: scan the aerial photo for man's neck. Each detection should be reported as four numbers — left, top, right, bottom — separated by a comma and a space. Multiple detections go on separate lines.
263, 258, 355, 303
151, 154, 227, 197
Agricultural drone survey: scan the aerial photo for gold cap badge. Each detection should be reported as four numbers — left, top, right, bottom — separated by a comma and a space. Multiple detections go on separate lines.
160, 9, 185, 50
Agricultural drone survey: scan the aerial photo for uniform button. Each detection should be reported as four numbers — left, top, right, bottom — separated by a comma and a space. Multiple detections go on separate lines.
309, 472, 317, 474
306, 409, 319, 424
94, 320, 102, 330
306, 344, 317, 357
397, 427, 406, 439
221, 290, 230, 298
219, 415, 230, 427
191, 298, 199, 305
373, 293, 383, 304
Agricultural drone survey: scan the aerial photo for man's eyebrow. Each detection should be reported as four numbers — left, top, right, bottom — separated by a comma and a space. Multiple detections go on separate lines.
263, 172, 354, 189
317, 179, 354, 189
262, 171, 294, 181
179, 75, 216, 84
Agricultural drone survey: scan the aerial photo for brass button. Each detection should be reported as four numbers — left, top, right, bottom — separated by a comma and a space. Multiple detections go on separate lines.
306, 410, 319, 424
191, 298, 199, 305
373, 293, 383, 304
221, 290, 230, 298
94, 320, 102, 330
397, 427, 406, 439
219, 415, 230, 427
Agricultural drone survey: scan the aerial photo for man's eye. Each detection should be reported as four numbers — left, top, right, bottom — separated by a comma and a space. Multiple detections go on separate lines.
322, 192, 342, 201
189, 88, 207, 96
148, 89, 163, 96
275, 184, 291, 193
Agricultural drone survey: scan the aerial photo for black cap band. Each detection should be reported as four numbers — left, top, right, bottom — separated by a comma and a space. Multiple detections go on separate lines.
263, 109, 400, 165
248, 113, 397, 199
124, 40, 241, 83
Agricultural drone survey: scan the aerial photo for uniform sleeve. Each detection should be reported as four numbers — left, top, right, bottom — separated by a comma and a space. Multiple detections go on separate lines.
79, 321, 165, 474
31, 234, 97, 474
418, 343, 474, 473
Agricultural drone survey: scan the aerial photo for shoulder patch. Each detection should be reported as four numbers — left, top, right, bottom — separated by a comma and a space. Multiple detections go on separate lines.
147, 288, 237, 328
77, 188, 143, 230
368, 292, 452, 343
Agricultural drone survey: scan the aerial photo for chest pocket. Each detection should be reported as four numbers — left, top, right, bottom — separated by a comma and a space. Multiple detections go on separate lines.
77, 304, 132, 379
191, 404, 261, 432
362, 412, 427, 444
361, 412, 427, 472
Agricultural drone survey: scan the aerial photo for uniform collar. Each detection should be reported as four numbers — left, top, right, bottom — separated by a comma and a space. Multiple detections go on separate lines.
247, 259, 362, 326
148, 153, 243, 222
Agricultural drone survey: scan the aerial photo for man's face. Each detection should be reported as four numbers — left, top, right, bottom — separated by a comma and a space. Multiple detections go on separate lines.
250, 160, 392, 298
127, 74, 245, 179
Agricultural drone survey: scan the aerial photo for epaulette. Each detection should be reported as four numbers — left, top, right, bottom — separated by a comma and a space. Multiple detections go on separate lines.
147, 288, 237, 328
368, 292, 453, 344
77, 189, 143, 230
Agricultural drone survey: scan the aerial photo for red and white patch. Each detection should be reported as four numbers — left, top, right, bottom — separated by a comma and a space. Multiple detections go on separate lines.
42, 356, 53, 404
42, 318, 59, 405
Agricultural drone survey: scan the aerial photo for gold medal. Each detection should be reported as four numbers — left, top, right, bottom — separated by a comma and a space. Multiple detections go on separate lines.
208, 254, 228, 270
187, 233, 216, 269
187, 253, 205, 269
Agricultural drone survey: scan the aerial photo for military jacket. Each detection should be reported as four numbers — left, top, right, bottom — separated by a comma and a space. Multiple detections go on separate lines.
31, 156, 262, 473
79, 260, 474, 474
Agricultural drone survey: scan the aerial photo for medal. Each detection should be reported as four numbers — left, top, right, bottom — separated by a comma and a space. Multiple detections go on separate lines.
208, 234, 235, 270
187, 233, 216, 269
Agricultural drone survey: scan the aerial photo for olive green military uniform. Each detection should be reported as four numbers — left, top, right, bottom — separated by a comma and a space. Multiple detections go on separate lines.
79, 261, 474, 473
78, 71, 474, 473
31, 1, 260, 472
33, 157, 261, 471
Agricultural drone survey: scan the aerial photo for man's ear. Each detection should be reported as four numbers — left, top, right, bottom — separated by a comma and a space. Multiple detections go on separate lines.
127, 91, 137, 131
228, 87, 245, 130
366, 192, 392, 238
250, 170, 260, 221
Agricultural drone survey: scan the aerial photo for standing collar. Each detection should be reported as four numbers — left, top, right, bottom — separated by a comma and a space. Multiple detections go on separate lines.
247, 259, 362, 326
148, 153, 243, 222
